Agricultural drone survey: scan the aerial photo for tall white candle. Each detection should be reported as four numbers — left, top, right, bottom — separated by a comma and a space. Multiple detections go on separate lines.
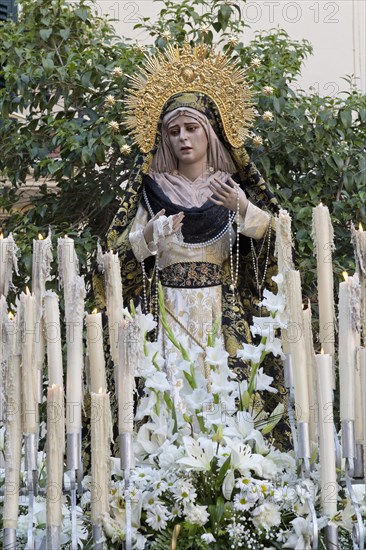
286, 270, 310, 423
360, 348, 366, 495
351, 223, 366, 346
86, 310, 107, 393
46, 384, 65, 529
355, 339, 363, 444
3, 312, 22, 530
0, 232, 18, 298
58, 236, 85, 434
315, 352, 337, 516
20, 289, 38, 434
99, 246, 123, 365
91, 390, 112, 525
275, 209, 294, 275
32, 231, 53, 299
303, 305, 318, 444
338, 273, 360, 422
312, 203, 335, 357
0, 296, 8, 423
32, 232, 52, 403
275, 209, 294, 354
117, 319, 137, 434
44, 291, 63, 387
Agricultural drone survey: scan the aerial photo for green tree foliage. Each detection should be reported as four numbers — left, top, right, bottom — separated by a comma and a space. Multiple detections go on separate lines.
0, 0, 365, 304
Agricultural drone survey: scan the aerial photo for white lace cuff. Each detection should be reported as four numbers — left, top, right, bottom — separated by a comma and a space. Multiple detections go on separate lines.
238, 201, 271, 240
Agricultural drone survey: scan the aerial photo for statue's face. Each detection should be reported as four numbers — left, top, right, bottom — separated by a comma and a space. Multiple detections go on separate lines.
166, 115, 208, 169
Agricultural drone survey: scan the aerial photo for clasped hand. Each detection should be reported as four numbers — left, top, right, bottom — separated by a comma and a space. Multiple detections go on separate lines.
143, 209, 184, 244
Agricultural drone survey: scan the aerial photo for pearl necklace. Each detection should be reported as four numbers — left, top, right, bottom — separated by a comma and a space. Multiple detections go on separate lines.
228, 185, 240, 294
142, 185, 235, 248
250, 220, 272, 300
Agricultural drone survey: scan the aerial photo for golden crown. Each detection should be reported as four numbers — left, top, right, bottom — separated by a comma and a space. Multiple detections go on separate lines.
124, 42, 254, 153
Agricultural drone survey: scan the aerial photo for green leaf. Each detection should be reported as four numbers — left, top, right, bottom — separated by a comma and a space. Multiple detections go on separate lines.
95, 144, 105, 164
81, 71, 92, 88
42, 58, 54, 71
261, 403, 284, 434
217, 5, 232, 31
100, 190, 114, 208
332, 154, 344, 170
215, 455, 231, 486
59, 28, 70, 40
75, 7, 89, 21
215, 496, 226, 523
39, 28, 52, 41
340, 109, 352, 128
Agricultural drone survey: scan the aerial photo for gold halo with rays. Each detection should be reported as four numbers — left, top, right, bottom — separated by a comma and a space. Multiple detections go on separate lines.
124, 42, 254, 153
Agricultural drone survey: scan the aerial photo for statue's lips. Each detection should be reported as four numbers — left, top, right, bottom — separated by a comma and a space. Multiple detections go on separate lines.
180, 147, 192, 151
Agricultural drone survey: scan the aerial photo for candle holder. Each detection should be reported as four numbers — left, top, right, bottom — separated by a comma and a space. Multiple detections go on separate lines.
3, 528, 17, 549
341, 419, 355, 476
297, 421, 311, 477
46, 525, 61, 549
66, 432, 81, 473
24, 433, 38, 549
283, 353, 298, 456
93, 524, 104, 550
324, 525, 338, 549
333, 425, 342, 473
295, 421, 318, 549
67, 432, 82, 550
344, 464, 364, 550
120, 432, 134, 471
25, 433, 38, 495
341, 420, 364, 549
120, 432, 134, 550
354, 443, 364, 479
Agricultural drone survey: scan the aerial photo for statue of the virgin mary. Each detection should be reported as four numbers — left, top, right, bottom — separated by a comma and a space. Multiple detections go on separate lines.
107, 43, 289, 447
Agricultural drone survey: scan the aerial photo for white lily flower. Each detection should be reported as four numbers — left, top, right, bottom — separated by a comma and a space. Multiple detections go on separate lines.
246, 430, 270, 454
145, 371, 170, 392
272, 273, 284, 288
210, 366, 238, 396
223, 437, 263, 476
159, 444, 185, 468
259, 288, 285, 313
222, 468, 235, 499
237, 342, 264, 364
121, 307, 133, 320
205, 342, 230, 369
177, 436, 215, 471
251, 316, 285, 340
135, 391, 157, 421
255, 367, 277, 393
283, 516, 314, 549
200, 402, 225, 429
135, 305, 157, 334
0, 426, 5, 451
223, 410, 255, 439
132, 529, 149, 550
264, 336, 285, 359
183, 388, 213, 413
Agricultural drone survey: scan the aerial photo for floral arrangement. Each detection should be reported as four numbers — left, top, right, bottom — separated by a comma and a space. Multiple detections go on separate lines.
0, 276, 361, 548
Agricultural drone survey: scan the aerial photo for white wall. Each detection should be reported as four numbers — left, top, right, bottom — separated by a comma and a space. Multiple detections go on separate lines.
92, 0, 366, 95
